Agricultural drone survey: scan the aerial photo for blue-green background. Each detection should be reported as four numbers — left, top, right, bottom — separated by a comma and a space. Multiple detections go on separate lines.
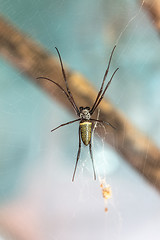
0, 0, 160, 239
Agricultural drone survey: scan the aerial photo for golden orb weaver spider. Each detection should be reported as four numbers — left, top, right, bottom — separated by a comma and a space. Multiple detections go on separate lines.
37, 46, 119, 181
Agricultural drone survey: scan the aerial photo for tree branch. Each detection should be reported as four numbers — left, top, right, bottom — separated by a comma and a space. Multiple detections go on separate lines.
142, 0, 160, 32
0, 16, 160, 190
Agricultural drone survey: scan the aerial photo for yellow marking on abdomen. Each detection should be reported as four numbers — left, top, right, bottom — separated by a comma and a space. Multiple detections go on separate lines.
80, 121, 92, 146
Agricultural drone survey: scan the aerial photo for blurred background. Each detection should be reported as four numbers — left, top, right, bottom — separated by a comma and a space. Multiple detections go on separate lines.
0, 0, 160, 239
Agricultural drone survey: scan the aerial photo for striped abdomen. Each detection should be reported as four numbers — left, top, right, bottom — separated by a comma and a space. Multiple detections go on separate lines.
80, 121, 92, 146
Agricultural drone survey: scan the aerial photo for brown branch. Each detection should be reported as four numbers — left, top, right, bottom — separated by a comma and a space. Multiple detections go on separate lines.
142, 0, 160, 32
0, 15, 160, 190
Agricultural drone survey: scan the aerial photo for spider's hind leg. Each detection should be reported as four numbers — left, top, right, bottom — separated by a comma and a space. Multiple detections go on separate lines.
89, 142, 96, 180
72, 126, 81, 181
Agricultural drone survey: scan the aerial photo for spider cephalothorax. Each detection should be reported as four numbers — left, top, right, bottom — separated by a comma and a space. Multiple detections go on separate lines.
79, 106, 91, 120
37, 46, 118, 181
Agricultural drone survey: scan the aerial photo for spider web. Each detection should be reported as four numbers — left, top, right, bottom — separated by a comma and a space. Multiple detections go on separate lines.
0, 0, 160, 240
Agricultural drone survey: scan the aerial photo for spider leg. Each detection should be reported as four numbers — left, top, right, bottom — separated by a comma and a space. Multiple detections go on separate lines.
89, 141, 96, 180
90, 46, 116, 114
90, 67, 119, 114
37, 76, 78, 115
72, 126, 81, 181
51, 118, 80, 132
90, 119, 116, 130
55, 47, 79, 115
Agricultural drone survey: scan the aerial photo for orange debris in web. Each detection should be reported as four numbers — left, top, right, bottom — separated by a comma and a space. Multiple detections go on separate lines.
100, 182, 112, 200
105, 207, 108, 212
100, 179, 112, 212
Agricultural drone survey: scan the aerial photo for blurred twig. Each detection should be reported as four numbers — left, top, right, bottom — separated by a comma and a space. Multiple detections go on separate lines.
0, 16, 160, 190
143, 0, 160, 32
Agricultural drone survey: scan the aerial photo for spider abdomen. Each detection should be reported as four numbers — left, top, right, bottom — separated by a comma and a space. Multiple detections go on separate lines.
80, 121, 92, 146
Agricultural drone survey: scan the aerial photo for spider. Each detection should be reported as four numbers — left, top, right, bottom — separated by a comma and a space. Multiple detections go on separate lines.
37, 46, 119, 181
